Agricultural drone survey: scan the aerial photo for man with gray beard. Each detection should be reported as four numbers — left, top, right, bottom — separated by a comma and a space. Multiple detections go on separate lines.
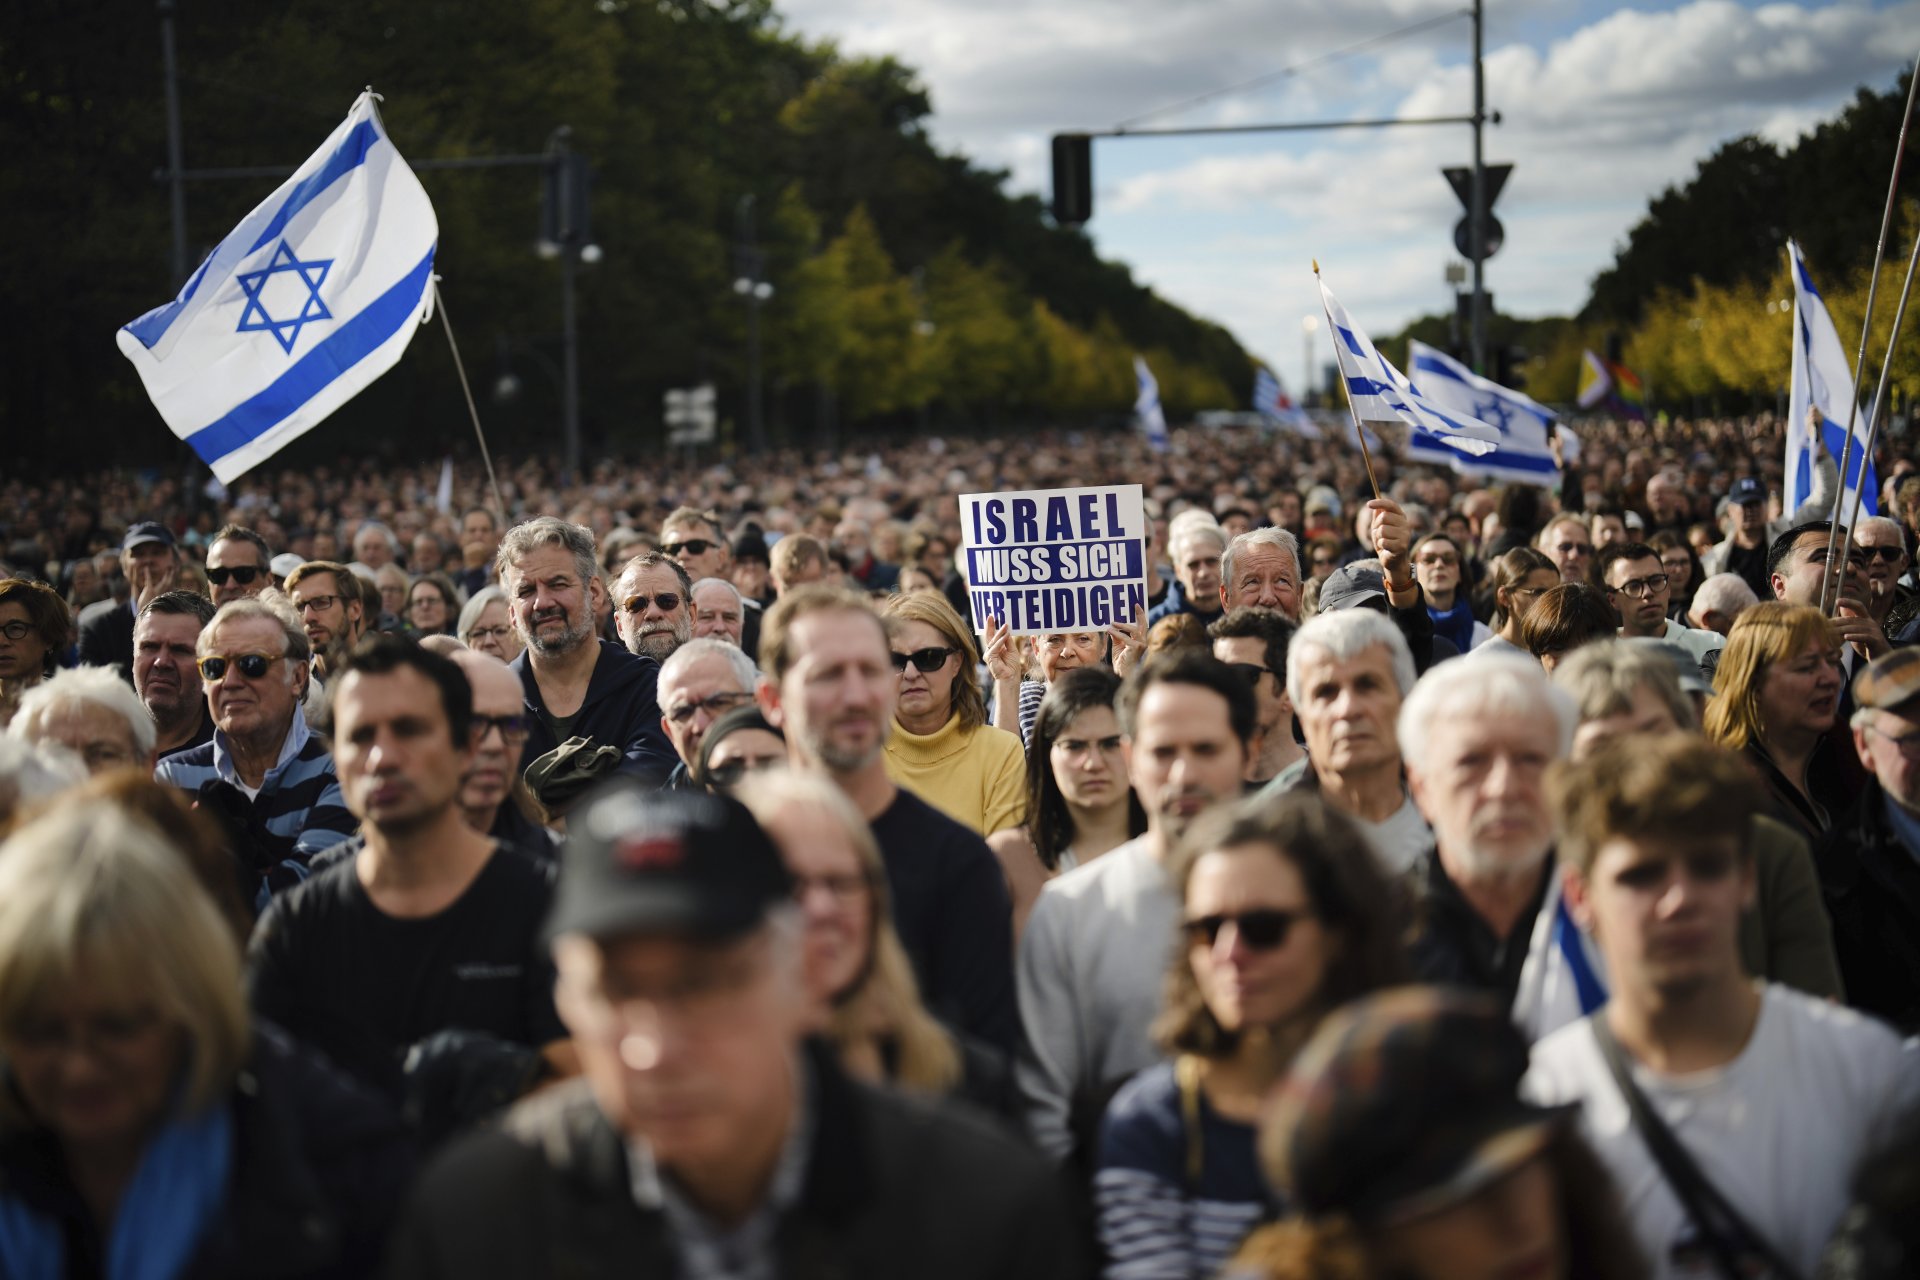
1398, 653, 1578, 1009
499, 518, 675, 794
610, 551, 693, 664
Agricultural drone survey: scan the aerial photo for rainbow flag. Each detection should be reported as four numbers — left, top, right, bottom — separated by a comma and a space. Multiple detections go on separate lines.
1575, 349, 1645, 420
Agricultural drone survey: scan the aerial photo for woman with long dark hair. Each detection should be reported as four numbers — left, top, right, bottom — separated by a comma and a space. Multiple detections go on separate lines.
986, 668, 1146, 938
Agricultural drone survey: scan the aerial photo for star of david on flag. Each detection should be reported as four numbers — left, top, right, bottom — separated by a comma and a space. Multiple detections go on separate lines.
1405, 339, 1561, 486
116, 90, 438, 482
235, 241, 335, 352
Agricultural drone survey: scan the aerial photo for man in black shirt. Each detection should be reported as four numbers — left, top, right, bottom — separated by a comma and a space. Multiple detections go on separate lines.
757, 584, 1016, 1053
1701, 477, 1773, 599
249, 635, 571, 1127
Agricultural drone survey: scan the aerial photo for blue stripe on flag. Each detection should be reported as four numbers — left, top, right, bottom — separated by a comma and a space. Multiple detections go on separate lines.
184, 245, 435, 467
122, 254, 218, 351
247, 120, 382, 254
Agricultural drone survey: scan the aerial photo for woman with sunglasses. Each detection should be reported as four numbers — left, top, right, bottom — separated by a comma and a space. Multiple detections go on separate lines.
0, 803, 414, 1279
693, 704, 788, 795
987, 668, 1148, 938
1412, 532, 1490, 655
1094, 790, 1407, 1280
739, 769, 1009, 1113
406, 573, 459, 637
878, 593, 1027, 837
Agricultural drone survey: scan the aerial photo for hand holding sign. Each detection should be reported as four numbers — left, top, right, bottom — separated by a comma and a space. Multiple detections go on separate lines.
1109, 613, 1147, 679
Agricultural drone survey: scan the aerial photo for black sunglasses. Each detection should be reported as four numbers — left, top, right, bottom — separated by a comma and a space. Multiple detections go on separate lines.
663, 539, 717, 558
622, 591, 683, 614
1182, 908, 1310, 951
205, 566, 261, 586
196, 652, 283, 681
1863, 545, 1906, 563
891, 646, 956, 674
471, 713, 531, 742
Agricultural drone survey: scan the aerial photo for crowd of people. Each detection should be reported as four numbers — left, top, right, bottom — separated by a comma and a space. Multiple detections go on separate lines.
0, 406, 1918, 1279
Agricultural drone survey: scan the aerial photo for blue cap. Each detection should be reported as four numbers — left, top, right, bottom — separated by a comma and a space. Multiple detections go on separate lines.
122, 521, 175, 552
1729, 477, 1766, 506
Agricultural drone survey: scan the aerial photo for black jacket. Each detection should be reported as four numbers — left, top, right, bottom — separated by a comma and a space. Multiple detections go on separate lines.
0, 1023, 414, 1280
387, 1043, 1087, 1280
511, 638, 676, 785
1405, 846, 1550, 1009
1816, 779, 1920, 1033
75, 597, 134, 680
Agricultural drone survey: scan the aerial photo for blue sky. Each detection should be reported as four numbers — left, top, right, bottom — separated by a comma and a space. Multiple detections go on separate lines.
776, 0, 1918, 393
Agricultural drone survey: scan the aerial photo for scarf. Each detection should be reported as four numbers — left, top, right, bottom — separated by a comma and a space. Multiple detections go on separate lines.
1427, 595, 1478, 654
0, 1100, 233, 1280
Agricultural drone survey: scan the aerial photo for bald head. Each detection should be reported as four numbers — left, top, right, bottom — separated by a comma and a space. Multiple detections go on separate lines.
453, 648, 523, 714
452, 648, 527, 824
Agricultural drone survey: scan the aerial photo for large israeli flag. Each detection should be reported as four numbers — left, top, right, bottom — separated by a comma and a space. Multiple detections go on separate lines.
117, 91, 438, 483
1134, 355, 1169, 453
1787, 240, 1876, 518
1316, 274, 1543, 482
1406, 339, 1560, 485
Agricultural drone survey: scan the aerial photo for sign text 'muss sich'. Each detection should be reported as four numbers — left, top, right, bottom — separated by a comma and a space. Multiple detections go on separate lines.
964, 491, 1145, 632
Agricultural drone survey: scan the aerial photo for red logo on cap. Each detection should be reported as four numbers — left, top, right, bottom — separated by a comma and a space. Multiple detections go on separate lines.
614, 834, 685, 870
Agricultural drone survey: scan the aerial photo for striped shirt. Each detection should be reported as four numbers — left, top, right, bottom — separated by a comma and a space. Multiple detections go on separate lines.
1018, 679, 1045, 749
155, 704, 355, 907
1095, 1061, 1275, 1279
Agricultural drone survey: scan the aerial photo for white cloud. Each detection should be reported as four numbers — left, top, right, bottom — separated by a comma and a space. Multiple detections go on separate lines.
774, 0, 1920, 385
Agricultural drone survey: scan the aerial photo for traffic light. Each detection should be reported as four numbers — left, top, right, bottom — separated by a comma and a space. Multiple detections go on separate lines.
1052, 134, 1092, 225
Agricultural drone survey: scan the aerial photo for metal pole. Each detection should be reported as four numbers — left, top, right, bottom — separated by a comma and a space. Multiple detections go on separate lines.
746, 292, 764, 454
159, 0, 188, 285
1469, 0, 1487, 374
1842, 228, 1920, 559
560, 246, 581, 481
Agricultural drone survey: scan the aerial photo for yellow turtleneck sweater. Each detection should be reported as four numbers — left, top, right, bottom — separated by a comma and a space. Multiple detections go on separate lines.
882, 713, 1027, 836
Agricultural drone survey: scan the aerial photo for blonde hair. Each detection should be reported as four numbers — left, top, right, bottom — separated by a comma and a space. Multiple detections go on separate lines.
735, 769, 961, 1093
0, 805, 249, 1129
1702, 602, 1838, 752
879, 591, 986, 732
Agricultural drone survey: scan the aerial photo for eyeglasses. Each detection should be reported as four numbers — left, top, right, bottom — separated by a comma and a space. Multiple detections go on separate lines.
665, 690, 753, 724
705, 754, 784, 788
471, 713, 532, 743
1605, 573, 1669, 598
891, 646, 956, 674
205, 566, 261, 586
1868, 723, 1920, 757
623, 592, 683, 615
196, 652, 284, 681
1509, 586, 1549, 600
467, 625, 514, 643
1226, 662, 1271, 689
294, 594, 340, 615
791, 871, 871, 905
1415, 553, 1459, 567
0, 620, 33, 642
1554, 542, 1590, 555
1182, 908, 1310, 951
1862, 545, 1907, 564
663, 539, 717, 558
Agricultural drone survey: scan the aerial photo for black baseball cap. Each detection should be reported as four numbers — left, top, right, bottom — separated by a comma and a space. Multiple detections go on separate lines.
1318, 564, 1390, 613
546, 782, 793, 942
122, 521, 175, 552
1728, 477, 1766, 506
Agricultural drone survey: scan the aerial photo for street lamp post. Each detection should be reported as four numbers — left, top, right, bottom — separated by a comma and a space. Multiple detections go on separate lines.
733, 196, 773, 454
539, 127, 598, 480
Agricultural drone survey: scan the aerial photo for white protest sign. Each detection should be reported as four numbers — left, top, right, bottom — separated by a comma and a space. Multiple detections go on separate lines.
958, 483, 1148, 636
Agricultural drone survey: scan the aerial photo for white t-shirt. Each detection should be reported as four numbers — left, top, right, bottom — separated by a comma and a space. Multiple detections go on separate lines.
1524, 985, 1920, 1280
1359, 793, 1431, 875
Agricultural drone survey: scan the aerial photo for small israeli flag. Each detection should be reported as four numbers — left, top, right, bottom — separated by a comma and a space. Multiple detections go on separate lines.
1253, 365, 1320, 439
117, 91, 438, 483
1134, 354, 1169, 453
1317, 272, 1521, 479
1405, 339, 1560, 486
1787, 240, 1876, 518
